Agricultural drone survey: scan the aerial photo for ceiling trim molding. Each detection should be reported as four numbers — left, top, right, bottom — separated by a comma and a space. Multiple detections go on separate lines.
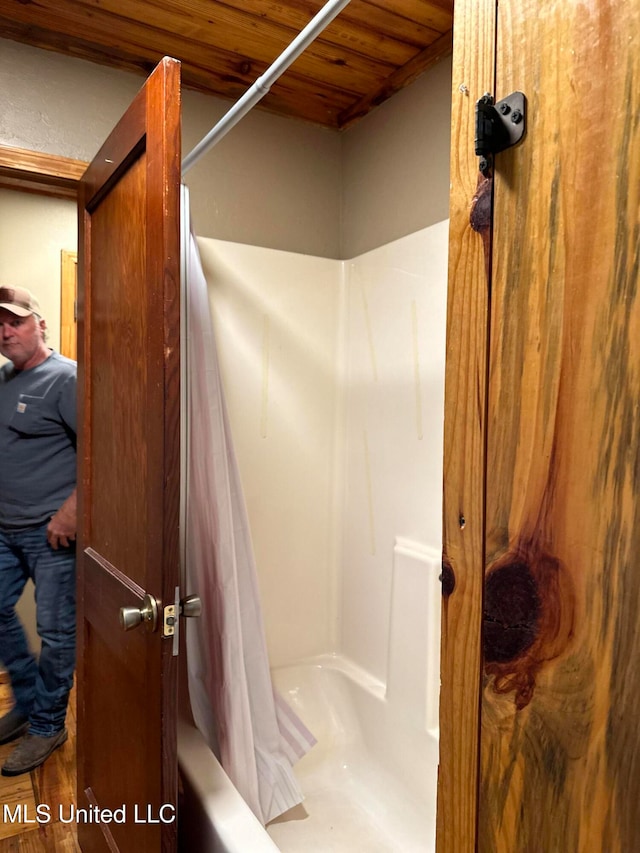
0, 145, 87, 198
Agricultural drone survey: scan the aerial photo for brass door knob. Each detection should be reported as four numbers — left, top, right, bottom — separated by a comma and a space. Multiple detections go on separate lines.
180, 594, 202, 618
119, 593, 159, 632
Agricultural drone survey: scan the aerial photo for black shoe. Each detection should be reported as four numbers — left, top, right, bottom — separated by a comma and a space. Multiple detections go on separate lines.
0, 709, 29, 745
1, 729, 68, 776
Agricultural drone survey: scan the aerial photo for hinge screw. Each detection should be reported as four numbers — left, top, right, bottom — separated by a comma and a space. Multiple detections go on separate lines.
499, 103, 511, 115
511, 109, 523, 124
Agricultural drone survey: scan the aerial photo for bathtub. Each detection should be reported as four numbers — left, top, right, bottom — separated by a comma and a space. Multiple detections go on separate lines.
178, 654, 439, 852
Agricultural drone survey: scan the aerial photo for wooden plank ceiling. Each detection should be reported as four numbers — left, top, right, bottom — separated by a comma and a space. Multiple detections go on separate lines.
0, 0, 453, 129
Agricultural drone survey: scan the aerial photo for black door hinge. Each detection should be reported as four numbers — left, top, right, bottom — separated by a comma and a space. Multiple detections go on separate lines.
475, 91, 526, 175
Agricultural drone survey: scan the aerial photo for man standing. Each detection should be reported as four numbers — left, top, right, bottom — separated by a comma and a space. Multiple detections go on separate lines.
0, 286, 77, 776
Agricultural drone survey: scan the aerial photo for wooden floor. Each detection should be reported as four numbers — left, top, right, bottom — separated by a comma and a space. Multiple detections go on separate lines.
0, 673, 79, 852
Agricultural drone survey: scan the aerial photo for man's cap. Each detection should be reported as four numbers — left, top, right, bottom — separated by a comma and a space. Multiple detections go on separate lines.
0, 286, 41, 318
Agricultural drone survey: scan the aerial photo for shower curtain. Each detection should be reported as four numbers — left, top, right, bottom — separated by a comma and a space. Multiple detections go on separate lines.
184, 230, 316, 824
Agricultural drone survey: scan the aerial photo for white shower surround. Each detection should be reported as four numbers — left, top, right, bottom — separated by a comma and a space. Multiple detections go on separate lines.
186, 221, 448, 850
197, 219, 448, 686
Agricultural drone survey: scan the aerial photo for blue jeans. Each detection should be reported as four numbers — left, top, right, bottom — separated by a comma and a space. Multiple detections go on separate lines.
0, 524, 76, 736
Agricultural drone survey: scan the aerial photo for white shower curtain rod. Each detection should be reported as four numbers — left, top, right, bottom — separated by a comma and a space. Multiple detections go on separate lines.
181, 0, 353, 175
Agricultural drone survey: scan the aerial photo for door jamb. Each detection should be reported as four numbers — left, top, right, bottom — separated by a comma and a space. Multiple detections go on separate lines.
436, 1, 496, 851
60, 249, 78, 360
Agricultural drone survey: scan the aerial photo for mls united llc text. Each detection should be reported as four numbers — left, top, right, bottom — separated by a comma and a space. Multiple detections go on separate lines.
2, 803, 176, 824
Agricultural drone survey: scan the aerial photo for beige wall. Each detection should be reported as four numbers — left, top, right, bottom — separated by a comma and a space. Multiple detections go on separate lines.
0, 38, 451, 259
0, 39, 341, 257
341, 56, 452, 258
0, 188, 77, 354
183, 93, 341, 256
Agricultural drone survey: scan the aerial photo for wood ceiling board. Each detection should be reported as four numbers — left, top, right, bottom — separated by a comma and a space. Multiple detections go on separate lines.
217, 0, 447, 45
2, 0, 398, 95
0, 16, 358, 127
0, 0, 454, 128
366, 0, 453, 31
121, 0, 431, 64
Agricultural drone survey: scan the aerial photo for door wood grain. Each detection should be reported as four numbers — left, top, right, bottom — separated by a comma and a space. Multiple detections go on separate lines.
76, 57, 181, 853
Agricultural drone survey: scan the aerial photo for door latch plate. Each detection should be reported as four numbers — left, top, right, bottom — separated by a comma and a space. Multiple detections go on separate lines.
164, 603, 176, 638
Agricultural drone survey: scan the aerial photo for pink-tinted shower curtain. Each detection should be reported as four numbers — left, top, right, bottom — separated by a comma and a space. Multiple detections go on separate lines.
184, 230, 315, 824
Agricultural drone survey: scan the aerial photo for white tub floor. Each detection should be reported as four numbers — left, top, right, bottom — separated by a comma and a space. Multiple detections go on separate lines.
268, 750, 434, 852
267, 661, 437, 853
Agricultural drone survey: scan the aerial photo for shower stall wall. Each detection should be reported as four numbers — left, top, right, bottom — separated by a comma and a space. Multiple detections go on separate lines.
196, 222, 448, 680
180, 221, 448, 850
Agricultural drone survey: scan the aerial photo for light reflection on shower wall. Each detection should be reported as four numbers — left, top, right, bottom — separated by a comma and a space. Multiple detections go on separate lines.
198, 239, 341, 666
197, 222, 448, 683
340, 222, 448, 684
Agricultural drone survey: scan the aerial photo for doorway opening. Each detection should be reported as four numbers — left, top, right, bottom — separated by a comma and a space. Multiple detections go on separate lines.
0, 144, 84, 849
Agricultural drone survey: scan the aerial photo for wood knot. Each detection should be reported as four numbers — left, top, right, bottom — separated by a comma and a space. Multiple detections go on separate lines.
483, 540, 575, 709
484, 561, 541, 663
440, 557, 456, 598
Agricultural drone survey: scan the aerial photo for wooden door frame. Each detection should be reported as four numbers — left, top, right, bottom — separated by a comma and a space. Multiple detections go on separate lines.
60, 249, 78, 360
437, 0, 495, 851
0, 144, 87, 198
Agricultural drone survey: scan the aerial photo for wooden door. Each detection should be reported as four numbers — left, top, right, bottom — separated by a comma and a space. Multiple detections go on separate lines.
439, 1, 640, 851
76, 57, 181, 853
